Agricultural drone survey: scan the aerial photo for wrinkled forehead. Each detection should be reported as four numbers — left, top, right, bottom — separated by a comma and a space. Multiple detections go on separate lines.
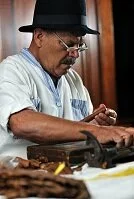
37, 28, 85, 38
56, 31, 84, 37
34, 28, 84, 43
55, 31, 82, 41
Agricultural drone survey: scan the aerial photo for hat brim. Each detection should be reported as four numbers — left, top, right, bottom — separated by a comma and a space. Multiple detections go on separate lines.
19, 24, 99, 36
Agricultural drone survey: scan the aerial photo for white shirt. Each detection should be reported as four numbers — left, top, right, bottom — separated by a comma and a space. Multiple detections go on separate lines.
0, 48, 93, 158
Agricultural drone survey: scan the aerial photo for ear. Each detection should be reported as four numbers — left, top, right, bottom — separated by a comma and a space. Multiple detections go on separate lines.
33, 28, 45, 48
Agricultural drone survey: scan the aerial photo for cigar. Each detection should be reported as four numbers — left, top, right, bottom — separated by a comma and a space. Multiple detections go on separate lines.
81, 106, 106, 122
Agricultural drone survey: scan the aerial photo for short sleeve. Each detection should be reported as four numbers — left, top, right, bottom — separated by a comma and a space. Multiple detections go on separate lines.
0, 61, 37, 127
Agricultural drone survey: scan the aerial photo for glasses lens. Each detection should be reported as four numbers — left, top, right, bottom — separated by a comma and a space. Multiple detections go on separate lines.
67, 45, 88, 53
67, 47, 78, 53
78, 43, 88, 52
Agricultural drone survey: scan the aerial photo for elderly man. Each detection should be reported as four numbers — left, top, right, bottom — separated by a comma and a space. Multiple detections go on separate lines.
0, 0, 133, 158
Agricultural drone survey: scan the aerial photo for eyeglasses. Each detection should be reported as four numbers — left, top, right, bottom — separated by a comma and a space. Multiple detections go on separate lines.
54, 33, 88, 53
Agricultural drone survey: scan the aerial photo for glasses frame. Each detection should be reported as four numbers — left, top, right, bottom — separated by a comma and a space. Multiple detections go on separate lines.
54, 33, 88, 53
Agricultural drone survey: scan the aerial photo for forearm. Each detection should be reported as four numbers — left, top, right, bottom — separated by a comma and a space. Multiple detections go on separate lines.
8, 109, 134, 147
9, 109, 96, 144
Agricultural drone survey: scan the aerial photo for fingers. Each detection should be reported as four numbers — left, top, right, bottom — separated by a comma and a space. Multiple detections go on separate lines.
94, 113, 116, 125
96, 126, 133, 148
96, 105, 117, 119
116, 139, 124, 148
89, 119, 98, 125
114, 127, 133, 147
93, 105, 117, 126
123, 134, 133, 147
94, 114, 109, 125
106, 116, 116, 125
105, 109, 117, 119
112, 133, 132, 148
124, 127, 134, 145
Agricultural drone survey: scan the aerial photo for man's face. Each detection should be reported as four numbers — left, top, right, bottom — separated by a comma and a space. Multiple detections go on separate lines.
37, 31, 83, 77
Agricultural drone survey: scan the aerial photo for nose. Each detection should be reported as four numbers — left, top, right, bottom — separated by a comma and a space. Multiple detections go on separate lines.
69, 50, 79, 58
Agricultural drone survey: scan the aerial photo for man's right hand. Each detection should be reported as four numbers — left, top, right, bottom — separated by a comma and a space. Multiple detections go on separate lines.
90, 125, 133, 148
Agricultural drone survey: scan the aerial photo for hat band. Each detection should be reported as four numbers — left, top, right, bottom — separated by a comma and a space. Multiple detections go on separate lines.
33, 15, 87, 25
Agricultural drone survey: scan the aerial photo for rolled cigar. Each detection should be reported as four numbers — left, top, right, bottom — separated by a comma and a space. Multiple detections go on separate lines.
81, 106, 106, 122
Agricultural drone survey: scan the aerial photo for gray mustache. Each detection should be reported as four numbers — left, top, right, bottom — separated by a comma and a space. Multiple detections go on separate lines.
61, 57, 76, 65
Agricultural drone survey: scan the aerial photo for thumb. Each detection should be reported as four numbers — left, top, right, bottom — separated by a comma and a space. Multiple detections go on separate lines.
99, 103, 106, 109
94, 104, 106, 112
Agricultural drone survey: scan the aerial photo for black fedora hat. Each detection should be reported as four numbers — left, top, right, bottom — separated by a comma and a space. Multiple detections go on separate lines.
19, 0, 99, 36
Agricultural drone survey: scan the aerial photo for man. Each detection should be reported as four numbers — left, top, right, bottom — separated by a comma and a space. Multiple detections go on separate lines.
0, 0, 133, 159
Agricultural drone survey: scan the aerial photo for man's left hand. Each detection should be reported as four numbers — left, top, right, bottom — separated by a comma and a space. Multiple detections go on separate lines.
90, 104, 117, 126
